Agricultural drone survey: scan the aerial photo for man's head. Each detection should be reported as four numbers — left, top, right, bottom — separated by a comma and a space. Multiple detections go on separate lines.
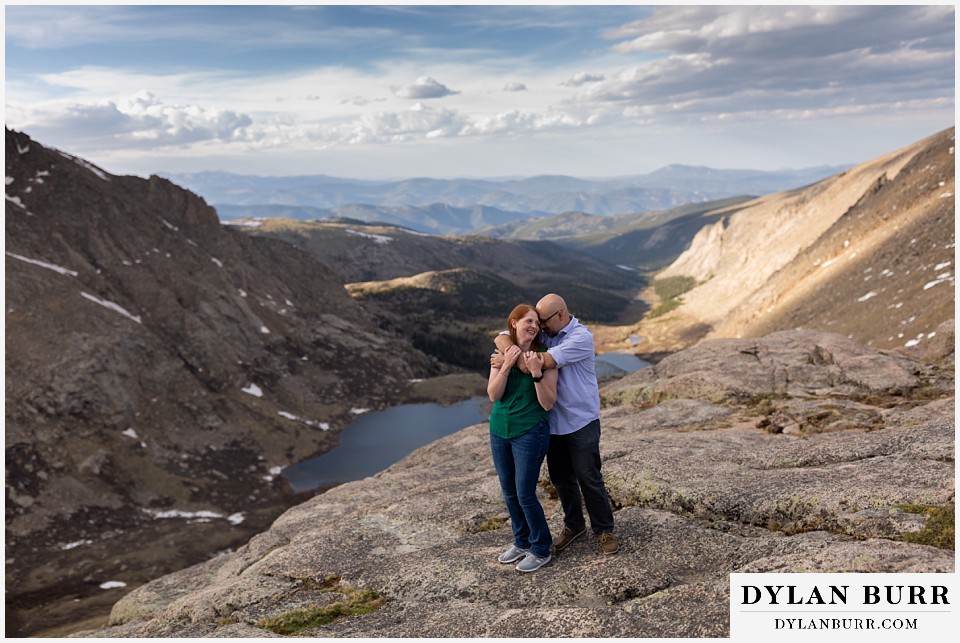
536, 293, 568, 337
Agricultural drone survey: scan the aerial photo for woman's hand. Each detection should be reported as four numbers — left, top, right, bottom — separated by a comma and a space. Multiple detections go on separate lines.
488, 345, 522, 403
502, 345, 522, 368
523, 351, 544, 377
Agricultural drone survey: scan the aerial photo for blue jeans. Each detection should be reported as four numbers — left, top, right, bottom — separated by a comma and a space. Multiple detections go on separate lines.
490, 418, 552, 558
547, 419, 615, 534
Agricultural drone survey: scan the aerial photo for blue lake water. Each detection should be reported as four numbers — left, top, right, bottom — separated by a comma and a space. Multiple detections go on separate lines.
283, 352, 651, 492
595, 351, 651, 377
282, 396, 492, 492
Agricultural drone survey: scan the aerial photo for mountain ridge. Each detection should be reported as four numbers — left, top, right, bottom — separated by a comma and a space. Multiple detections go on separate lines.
165, 164, 846, 218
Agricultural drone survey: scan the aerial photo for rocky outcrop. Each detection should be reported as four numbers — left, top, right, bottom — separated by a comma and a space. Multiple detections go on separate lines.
78, 329, 953, 638
601, 329, 924, 405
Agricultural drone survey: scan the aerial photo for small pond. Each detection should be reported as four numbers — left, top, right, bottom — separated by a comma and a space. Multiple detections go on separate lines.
595, 351, 651, 378
282, 396, 492, 492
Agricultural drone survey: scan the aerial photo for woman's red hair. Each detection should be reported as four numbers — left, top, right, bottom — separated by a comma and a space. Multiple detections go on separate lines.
506, 303, 543, 351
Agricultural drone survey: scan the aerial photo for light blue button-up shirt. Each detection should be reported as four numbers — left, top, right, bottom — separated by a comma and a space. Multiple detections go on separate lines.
542, 316, 600, 436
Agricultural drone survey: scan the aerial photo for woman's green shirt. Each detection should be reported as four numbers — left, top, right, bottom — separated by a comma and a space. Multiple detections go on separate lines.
489, 364, 549, 439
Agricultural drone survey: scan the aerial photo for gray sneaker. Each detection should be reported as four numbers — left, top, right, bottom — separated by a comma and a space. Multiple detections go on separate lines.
516, 552, 551, 573
498, 544, 530, 564
552, 525, 587, 552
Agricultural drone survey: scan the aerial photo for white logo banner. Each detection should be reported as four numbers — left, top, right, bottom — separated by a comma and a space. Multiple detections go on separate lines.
730, 573, 957, 640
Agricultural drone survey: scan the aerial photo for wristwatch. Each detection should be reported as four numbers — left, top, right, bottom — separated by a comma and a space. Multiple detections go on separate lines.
532, 374, 544, 382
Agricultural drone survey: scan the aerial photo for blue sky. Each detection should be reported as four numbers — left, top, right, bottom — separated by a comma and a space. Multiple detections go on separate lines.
4, 3, 955, 179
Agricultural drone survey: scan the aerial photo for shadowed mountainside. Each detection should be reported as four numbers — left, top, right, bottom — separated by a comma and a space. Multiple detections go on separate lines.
234, 218, 646, 369
3, 128, 449, 636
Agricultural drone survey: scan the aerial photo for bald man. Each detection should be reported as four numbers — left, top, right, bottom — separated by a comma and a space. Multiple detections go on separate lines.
493, 294, 618, 556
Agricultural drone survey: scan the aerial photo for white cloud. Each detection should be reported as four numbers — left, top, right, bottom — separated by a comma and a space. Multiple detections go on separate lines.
503, 82, 527, 92
566, 4, 955, 125
10, 90, 252, 150
392, 76, 459, 99
340, 95, 387, 106
317, 103, 468, 144
561, 72, 606, 87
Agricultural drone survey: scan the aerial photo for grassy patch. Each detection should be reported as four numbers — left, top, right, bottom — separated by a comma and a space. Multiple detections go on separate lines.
255, 577, 387, 635
477, 515, 507, 532
899, 504, 955, 550
649, 276, 697, 318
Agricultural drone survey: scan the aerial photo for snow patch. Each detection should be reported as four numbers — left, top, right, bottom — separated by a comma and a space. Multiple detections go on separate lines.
5, 251, 78, 276
350, 407, 370, 415
242, 383, 263, 397
80, 292, 142, 324
122, 427, 139, 439
99, 581, 127, 590
923, 276, 952, 290
143, 509, 224, 523
223, 218, 264, 228
211, 257, 223, 268
61, 539, 93, 551
278, 411, 330, 430
346, 228, 393, 244
5, 194, 26, 209
57, 151, 110, 181
856, 291, 877, 302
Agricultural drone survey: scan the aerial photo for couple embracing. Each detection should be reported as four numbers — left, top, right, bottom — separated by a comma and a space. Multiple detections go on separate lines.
487, 293, 618, 574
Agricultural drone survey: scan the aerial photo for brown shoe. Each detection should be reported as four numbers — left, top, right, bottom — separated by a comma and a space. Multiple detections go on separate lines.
553, 526, 587, 552
598, 532, 619, 555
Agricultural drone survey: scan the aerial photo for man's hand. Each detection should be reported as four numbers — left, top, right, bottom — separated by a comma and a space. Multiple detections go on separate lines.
490, 351, 504, 369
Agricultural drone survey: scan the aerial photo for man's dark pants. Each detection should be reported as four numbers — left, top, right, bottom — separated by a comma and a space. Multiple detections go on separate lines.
546, 419, 615, 534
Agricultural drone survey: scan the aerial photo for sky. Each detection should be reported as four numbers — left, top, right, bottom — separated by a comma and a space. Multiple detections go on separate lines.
3, 3, 956, 180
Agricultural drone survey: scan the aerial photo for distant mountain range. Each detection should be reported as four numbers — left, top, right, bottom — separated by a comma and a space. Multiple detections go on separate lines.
165, 164, 846, 231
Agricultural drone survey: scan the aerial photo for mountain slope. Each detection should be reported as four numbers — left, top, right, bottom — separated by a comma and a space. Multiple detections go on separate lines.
645, 128, 955, 352
3, 129, 438, 636
217, 202, 545, 235
235, 218, 644, 368
234, 217, 639, 294
554, 197, 754, 271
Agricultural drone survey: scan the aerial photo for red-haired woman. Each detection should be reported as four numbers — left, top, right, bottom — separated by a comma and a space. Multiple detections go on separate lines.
487, 303, 558, 573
